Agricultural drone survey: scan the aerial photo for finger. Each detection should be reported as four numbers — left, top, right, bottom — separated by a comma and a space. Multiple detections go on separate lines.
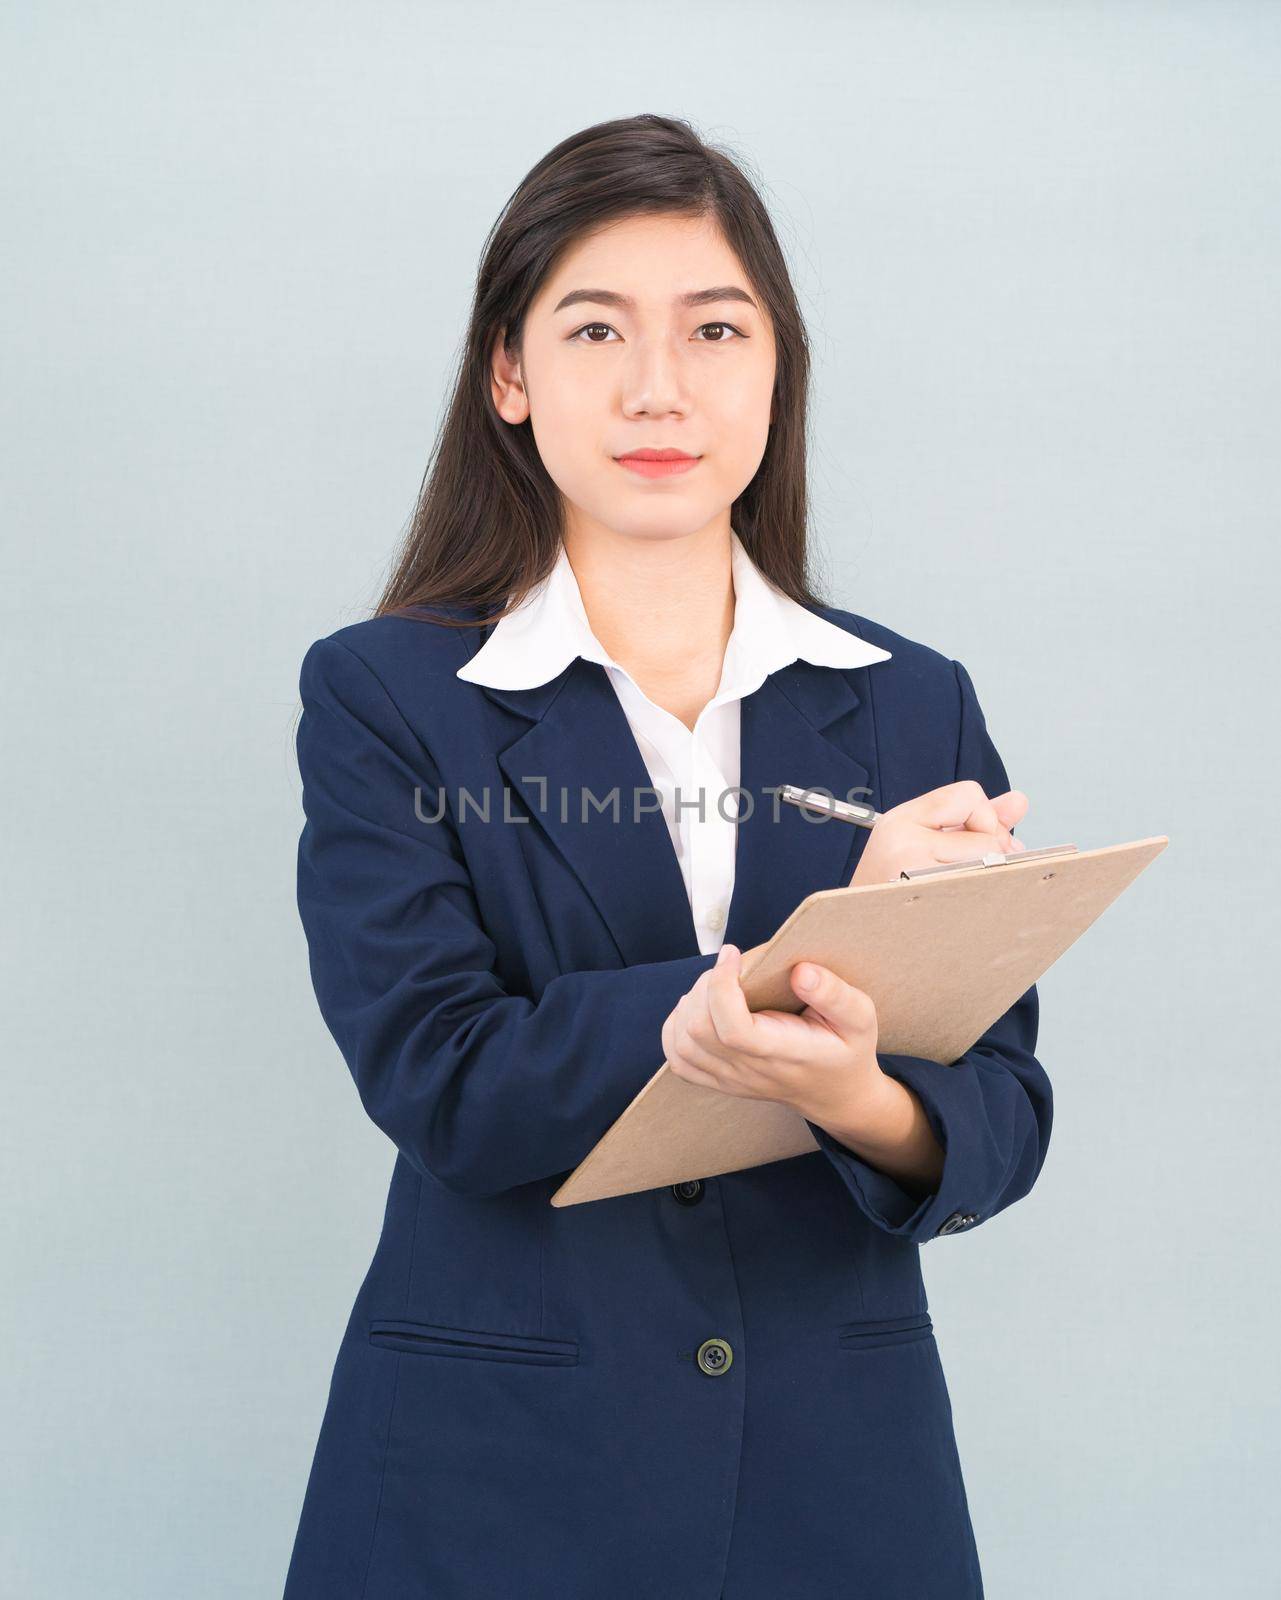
705, 945, 760, 1054
938, 791, 1027, 847
936, 822, 1020, 849
975, 790, 1027, 851
662, 979, 709, 1061
787, 962, 878, 1047
667, 1051, 722, 1091
669, 959, 746, 1070
671, 1008, 759, 1079
929, 829, 1021, 864
900, 780, 1003, 836
991, 789, 1030, 831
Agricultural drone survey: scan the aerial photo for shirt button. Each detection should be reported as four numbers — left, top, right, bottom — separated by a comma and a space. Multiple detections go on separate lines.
696, 1338, 734, 1376
705, 906, 727, 932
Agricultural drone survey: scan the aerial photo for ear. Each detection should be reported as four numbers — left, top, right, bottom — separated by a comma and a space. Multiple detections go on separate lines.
490, 327, 530, 425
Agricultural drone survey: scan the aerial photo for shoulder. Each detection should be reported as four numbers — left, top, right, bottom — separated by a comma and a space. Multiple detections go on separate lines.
295, 606, 498, 786
298, 603, 489, 708
808, 600, 970, 724
809, 602, 1005, 792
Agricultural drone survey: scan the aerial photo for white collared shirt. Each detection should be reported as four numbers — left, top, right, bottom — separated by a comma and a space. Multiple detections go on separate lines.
456, 530, 892, 954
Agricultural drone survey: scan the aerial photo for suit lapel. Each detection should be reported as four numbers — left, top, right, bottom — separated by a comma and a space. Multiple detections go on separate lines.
471, 651, 881, 968
482, 661, 701, 966
724, 663, 877, 953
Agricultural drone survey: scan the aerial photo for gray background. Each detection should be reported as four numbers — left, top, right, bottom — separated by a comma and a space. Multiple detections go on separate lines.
3, 3, 1276, 1595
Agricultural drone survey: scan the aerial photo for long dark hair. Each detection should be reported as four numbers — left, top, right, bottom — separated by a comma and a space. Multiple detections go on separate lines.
376, 113, 827, 629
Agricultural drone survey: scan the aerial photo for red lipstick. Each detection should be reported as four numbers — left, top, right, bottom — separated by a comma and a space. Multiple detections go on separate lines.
615, 447, 701, 480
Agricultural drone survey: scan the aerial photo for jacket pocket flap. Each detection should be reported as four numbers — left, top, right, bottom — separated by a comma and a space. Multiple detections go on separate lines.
368, 1318, 579, 1365
836, 1311, 933, 1349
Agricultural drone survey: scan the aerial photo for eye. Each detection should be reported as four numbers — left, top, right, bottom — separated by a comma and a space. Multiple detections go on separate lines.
568, 322, 621, 344
566, 321, 749, 344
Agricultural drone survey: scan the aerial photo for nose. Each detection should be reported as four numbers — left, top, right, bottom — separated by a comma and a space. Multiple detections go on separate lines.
620, 336, 690, 419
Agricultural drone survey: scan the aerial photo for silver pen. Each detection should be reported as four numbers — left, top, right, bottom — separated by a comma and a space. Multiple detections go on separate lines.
781, 782, 1072, 879
779, 784, 882, 828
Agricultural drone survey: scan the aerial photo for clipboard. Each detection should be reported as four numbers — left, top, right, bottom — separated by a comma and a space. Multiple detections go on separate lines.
550, 834, 1168, 1207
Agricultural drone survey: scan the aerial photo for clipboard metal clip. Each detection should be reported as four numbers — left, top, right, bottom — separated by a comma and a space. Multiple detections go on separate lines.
899, 842, 1078, 880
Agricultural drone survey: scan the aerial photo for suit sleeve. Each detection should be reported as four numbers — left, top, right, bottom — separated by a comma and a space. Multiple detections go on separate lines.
295, 635, 717, 1199
803, 658, 1054, 1243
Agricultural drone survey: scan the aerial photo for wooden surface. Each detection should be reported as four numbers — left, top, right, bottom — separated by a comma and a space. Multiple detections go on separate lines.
550, 834, 1169, 1207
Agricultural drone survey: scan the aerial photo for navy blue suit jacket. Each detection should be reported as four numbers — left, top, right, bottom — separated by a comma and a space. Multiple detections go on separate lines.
282, 599, 1053, 1600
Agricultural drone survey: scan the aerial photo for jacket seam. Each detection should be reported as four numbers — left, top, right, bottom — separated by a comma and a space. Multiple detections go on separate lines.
404, 1169, 423, 1310
312, 639, 460, 847
950, 658, 966, 784
329, 638, 437, 753
358, 1353, 402, 1600
845, 615, 886, 836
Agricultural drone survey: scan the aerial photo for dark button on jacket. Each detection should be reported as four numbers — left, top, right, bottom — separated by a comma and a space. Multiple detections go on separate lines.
697, 1338, 734, 1376
936, 1210, 982, 1236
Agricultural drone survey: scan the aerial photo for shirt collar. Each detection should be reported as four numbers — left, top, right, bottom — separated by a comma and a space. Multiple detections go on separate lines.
454, 528, 891, 696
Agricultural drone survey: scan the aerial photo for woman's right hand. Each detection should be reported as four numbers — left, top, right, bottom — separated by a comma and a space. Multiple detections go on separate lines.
849, 782, 1030, 887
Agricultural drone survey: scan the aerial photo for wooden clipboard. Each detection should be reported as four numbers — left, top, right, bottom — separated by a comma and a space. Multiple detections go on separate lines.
550, 834, 1168, 1207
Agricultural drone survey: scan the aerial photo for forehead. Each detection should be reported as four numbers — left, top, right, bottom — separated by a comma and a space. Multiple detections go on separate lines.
537, 212, 748, 306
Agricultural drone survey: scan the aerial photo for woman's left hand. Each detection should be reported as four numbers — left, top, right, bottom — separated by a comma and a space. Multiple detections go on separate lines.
661, 943, 889, 1128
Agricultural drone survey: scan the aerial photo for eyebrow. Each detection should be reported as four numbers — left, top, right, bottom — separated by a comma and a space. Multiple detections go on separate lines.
552, 285, 760, 315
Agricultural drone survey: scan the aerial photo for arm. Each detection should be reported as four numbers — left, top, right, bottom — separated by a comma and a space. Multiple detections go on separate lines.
804, 658, 1054, 1242
295, 636, 717, 1199
809, 1073, 945, 1196
725, 938, 945, 1194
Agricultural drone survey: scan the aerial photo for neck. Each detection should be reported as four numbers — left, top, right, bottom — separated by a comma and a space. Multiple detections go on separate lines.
561, 516, 736, 728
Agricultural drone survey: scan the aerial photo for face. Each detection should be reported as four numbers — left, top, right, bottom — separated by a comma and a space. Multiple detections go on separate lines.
490, 210, 777, 548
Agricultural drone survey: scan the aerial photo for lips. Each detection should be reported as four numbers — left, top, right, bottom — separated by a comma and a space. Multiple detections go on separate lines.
616, 448, 701, 480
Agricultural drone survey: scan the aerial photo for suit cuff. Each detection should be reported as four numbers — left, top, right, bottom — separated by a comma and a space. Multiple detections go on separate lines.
806, 1053, 986, 1244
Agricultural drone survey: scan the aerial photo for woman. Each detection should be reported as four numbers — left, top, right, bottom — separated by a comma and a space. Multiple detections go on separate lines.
284, 114, 1052, 1600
